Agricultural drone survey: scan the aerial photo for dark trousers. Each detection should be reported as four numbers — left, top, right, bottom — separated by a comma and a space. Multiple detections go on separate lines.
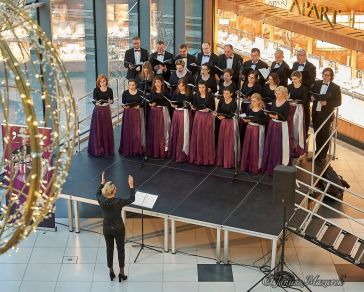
313, 113, 333, 160
103, 226, 125, 269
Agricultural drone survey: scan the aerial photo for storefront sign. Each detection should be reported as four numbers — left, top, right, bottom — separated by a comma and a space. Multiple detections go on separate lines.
265, 0, 292, 10
289, 0, 340, 28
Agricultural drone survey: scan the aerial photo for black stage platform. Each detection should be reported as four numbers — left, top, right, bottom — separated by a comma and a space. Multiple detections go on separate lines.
57, 126, 319, 239
58, 147, 288, 238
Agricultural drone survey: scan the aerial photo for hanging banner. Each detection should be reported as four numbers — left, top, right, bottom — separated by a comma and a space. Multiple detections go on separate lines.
1, 124, 55, 229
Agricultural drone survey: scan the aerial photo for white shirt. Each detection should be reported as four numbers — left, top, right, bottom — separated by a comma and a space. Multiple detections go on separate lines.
274, 63, 281, 69
297, 63, 306, 72
134, 49, 141, 65
226, 56, 233, 69
201, 54, 211, 65
251, 62, 258, 70
182, 57, 188, 69
317, 82, 330, 111
157, 52, 164, 62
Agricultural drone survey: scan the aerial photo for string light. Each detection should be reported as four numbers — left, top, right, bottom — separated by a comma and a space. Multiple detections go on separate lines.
0, 1, 77, 254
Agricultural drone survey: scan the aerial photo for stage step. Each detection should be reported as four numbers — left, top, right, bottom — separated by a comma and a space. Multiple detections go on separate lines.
336, 232, 357, 257
354, 242, 364, 265
288, 209, 309, 230
320, 224, 342, 248
305, 216, 326, 239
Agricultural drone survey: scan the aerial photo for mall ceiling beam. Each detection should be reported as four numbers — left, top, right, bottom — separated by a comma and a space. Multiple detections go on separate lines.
228, 0, 364, 53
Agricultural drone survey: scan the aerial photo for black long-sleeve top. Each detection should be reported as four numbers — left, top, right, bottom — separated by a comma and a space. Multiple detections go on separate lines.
246, 108, 267, 125
219, 81, 238, 99
135, 75, 153, 92
241, 82, 262, 97
169, 71, 194, 86
93, 87, 114, 103
122, 90, 142, 104
217, 99, 237, 118
149, 91, 170, 107
96, 184, 135, 228
262, 84, 276, 102
192, 93, 215, 111
271, 100, 290, 121
287, 84, 309, 105
172, 92, 192, 103
195, 75, 218, 94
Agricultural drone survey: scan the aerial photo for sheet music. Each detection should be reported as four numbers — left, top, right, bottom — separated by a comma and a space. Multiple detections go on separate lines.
258, 68, 270, 80
132, 191, 158, 209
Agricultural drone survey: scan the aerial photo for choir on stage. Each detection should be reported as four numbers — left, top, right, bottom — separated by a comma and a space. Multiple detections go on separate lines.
88, 39, 342, 175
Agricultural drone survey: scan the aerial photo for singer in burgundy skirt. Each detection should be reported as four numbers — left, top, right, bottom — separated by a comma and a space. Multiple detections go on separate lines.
119, 80, 144, 157
240, 94, 267, 175
147, 77, 171, 159
88, 75, 115, 157
261, 87, 291, 176
168, 79, 193, 162
216, 87, 238, 168
88, 105, 115, 157
189, 81, 216, 165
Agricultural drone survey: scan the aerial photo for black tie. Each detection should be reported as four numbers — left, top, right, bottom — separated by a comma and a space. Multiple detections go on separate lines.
157, 54, 163, 56
203, 55, 210, 57
135, 49, 141, 52
227, 57, 232, 60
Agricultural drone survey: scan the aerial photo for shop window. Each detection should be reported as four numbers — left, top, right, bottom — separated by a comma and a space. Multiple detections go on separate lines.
185, 0, 203, 55
150, 0, 174, 53
107, 0, 139, 78
51, 0, 96, 96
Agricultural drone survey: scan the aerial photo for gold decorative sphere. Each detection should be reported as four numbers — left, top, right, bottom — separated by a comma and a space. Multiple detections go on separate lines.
0, 1, 77, 254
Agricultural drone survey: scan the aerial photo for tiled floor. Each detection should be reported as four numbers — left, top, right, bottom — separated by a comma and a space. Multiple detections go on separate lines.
1, 140, 364, 291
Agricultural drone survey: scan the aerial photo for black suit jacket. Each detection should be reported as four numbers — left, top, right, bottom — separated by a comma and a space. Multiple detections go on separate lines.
270, 60, 291, 87
292, 61, 316, 89
243, 59, 269, 86
217, 54, 243, 83
124, 48, 149, 79
311, 80, 341, 122
149, 51, 174, 81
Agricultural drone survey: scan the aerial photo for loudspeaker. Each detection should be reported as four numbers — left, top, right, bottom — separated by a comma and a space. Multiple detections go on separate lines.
273, 165, 297, 206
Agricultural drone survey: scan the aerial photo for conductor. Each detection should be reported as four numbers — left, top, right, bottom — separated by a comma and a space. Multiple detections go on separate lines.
96, 171, 135, 282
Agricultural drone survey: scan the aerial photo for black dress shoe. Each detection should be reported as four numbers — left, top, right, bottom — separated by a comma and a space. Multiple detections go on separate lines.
109, 271, 116, 281
119, 273, 128, 282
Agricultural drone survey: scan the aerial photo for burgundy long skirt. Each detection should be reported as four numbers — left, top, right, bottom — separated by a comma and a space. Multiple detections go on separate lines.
261, 120, 290, 176
288, 104, 306, 158
189, 111, 215, 165
217, 119, 236, 168
168, 109, 192, 162
88, 105, 114, 157
119, 107, 144, 157
241, 123, 264, 175
147, 106, 169, 158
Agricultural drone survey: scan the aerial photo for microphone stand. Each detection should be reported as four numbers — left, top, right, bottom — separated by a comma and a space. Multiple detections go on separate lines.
232, 65, 245, 183
140, 79, 149, 167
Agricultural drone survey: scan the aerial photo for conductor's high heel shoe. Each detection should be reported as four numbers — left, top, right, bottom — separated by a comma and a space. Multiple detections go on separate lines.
118, 273, 127, 282
109, 271, 116, 281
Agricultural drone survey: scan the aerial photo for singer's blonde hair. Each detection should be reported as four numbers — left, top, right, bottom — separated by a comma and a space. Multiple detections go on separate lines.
274, 86, 288, 100
102, 181, 116, 199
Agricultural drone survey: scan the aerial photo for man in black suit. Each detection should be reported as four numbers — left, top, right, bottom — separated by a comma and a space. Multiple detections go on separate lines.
174, 44, 197, 73
310, 68, 341, 164
292, 49, 316, 89
243, 48, 269, 86
123, 36, 149, 79
196, 42, 218, 76
270, 49, 291, 87
217, 44, 243, 84
149, 40, 174, 81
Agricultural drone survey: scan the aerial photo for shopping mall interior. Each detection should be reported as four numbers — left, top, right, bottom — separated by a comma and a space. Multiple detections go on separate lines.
1, 0, 364, 291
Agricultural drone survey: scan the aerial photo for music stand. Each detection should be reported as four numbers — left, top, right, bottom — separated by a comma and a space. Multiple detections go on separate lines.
131, 191, 162, 263
232, 62, 245, 183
